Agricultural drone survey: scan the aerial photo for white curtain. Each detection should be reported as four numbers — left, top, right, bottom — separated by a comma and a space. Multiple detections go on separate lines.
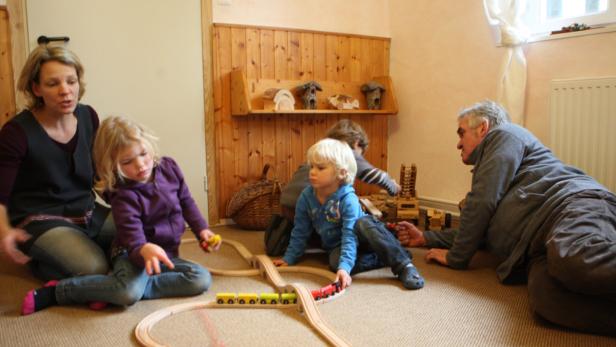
483, 0, 529, 125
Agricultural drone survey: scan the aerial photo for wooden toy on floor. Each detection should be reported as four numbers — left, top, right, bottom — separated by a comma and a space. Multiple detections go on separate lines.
200, 234, 222, 251
135, 238, 350, 347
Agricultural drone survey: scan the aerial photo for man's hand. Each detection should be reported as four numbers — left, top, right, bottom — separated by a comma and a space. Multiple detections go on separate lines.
0, 228, 31, 265
335, 269, 352, 289
396, 221, 426, 247
426, 248, 449, 266
272, 258, 288, 267
139, 243, 175, 275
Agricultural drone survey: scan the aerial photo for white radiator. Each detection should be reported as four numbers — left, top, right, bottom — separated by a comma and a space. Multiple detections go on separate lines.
550, 77, 616, 193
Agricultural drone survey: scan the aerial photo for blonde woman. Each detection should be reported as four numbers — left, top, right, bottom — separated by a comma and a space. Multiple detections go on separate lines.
0, 45, 115, 281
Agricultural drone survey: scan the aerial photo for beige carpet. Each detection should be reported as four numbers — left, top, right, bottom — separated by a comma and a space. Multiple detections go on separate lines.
1, 225, 614, 346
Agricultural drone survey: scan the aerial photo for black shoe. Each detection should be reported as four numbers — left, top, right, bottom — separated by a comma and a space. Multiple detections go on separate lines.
398, 264, 424, 289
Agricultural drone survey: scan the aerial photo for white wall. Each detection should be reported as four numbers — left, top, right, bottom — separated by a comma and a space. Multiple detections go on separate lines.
26, 0, 208, 214
213, 0, 390, 37
388, 0, 502, 207
0, 1, 6, 6
388, 0, 616, 209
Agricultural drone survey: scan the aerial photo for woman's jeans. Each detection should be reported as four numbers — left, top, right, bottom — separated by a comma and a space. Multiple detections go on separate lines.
55, 255, 211, 306
27, 205, 116, 281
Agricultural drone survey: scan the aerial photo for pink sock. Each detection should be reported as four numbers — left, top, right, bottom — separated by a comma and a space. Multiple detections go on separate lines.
22, 280, 59, 315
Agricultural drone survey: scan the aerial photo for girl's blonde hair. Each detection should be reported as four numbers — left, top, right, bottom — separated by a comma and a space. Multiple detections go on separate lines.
93, 116, 160, 192
17, 45, 86, 110
306, 138, 357, 185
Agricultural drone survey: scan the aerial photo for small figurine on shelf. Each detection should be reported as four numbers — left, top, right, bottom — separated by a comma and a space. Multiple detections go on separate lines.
297, 81, 322, 109
361, 81, 386, 110
263, 88, 295, 111
327, 94, 359, 110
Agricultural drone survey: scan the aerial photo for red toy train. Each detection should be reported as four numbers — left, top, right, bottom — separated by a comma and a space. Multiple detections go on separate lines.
310, 281, 342, 301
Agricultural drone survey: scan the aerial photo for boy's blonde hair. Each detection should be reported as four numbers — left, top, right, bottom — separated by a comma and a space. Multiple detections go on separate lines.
93, 116, 160, 192
306, 138, 357, 185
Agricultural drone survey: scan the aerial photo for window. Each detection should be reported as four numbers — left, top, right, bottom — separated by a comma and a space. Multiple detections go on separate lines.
523, 0, 616, 35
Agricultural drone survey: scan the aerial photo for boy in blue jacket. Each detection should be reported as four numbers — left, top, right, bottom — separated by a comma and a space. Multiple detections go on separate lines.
273, 138, 423, 290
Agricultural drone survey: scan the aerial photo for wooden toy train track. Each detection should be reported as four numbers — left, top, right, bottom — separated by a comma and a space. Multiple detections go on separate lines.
135, 238, 350, 347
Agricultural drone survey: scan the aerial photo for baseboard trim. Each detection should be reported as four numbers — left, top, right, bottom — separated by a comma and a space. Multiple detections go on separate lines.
418, 196, 460, 215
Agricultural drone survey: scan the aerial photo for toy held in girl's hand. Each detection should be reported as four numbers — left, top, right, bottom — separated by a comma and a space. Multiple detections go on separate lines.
201, 234, 222, 251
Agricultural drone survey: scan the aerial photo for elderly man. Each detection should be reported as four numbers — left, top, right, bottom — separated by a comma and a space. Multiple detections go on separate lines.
397, 100, 615, 336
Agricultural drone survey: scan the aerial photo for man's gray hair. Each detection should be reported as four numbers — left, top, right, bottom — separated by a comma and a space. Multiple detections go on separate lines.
458, 100, 511, 129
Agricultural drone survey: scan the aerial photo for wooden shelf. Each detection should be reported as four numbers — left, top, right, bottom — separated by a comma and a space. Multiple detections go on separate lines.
230, 70, 398, 116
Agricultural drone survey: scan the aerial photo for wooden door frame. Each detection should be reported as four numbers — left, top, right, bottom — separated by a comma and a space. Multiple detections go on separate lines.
201, 0, 219, 224
6, 0, 27, 111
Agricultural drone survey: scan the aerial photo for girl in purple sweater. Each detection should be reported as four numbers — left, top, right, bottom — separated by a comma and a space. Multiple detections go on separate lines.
22, 116, 219, 314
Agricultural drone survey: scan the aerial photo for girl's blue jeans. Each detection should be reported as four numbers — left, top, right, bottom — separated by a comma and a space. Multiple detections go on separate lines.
55, 254, 211, 306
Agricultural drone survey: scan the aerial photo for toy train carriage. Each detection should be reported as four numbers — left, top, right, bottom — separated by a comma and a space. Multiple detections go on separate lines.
280, 293, 297, 304
216, 292, 237, 304
216, 292, 297, 305
259, 292, 279, 304
238, 293, 259, 304
310, 282, 342, 301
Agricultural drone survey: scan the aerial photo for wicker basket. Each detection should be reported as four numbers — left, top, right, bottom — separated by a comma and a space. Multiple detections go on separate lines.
226, 164, 282, 230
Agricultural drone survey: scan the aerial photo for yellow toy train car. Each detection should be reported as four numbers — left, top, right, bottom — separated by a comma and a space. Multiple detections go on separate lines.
215, 292, 298, 305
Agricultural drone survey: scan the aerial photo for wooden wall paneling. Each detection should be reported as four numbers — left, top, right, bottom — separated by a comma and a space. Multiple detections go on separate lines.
325, 35, 337, 81
0, 8, 16, 127
287, 31, 301, 81
288, 116, 303, 177
211, 24, 393, 218
287, 31, 307, 179
273, 30, 288, 79
349, 37, 362, 83
264, 30, 288, 181
260, 30, 275, 79
215, 26, 236, 218
336, 35, 351, 82
300, 32, 317, 163
211, 26, 223, 223
383, 40, 391, 75
313, 33, 327, 81
300, 32, 313, 81
246, 28, 263, 179
262, 112, 276, 177
231, 27, 249, 185
246, 28, 261, 79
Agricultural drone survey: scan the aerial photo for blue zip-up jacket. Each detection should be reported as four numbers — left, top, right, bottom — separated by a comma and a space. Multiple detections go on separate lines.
282, 184, 364, 273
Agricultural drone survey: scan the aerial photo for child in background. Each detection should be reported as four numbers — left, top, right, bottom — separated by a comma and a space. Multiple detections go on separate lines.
267, 119, 400, 256
22, 116, 220, 315
273, 139, 424, 290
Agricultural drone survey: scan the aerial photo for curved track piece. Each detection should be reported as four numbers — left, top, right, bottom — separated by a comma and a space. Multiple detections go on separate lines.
136, 238, 350, 347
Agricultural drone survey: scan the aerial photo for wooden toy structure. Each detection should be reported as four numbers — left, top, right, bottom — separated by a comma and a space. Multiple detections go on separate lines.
395, 164, 420, 223
359, 163, 420, 224
135, 238, 350, 347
